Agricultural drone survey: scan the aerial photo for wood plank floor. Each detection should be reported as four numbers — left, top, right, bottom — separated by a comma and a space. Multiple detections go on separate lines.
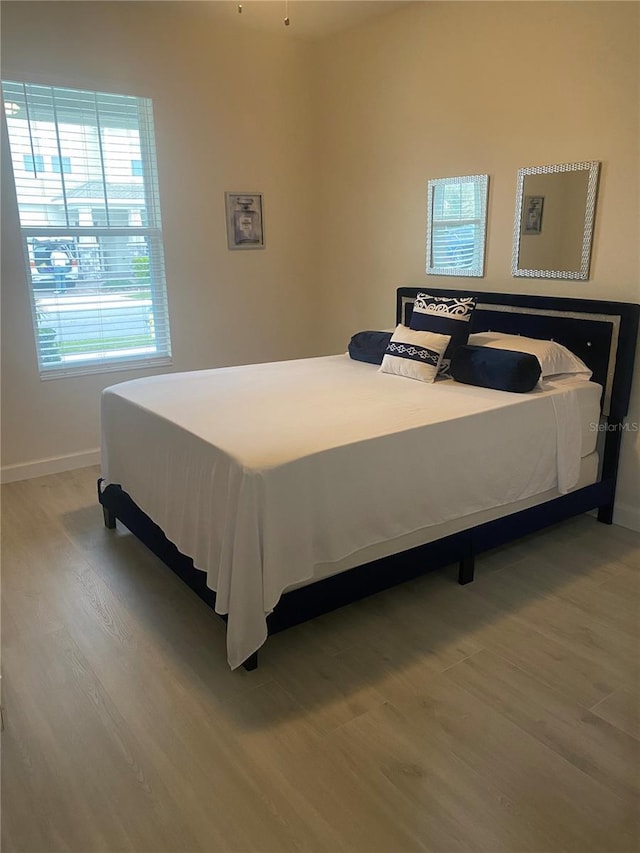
2, 466, 639, 853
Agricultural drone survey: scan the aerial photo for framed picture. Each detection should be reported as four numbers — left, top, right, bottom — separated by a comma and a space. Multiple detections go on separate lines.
523, 195, 544, 235
225, 192, 264, 250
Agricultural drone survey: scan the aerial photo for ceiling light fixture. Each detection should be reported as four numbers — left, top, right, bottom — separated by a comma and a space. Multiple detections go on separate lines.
237, 1, 291, 27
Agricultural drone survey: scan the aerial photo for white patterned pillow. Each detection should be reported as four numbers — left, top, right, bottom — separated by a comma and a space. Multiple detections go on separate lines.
380, 325, 451, 383
409, 292, 477, 374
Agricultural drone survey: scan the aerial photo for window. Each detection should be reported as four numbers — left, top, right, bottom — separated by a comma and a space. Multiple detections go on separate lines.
131, 159, 143, 176
51, 155, 72, 174
2, 80, 172, 377
426, 174, 489, 277
24, 153, 44, 173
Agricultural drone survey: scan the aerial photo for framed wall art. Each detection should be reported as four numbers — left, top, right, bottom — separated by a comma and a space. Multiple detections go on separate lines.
523, 195, 544, 235
225, 192, 264, 250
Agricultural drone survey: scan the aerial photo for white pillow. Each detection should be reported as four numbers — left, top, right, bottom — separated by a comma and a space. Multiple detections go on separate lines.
468, 332, 592, 380
380, 325, 450, 383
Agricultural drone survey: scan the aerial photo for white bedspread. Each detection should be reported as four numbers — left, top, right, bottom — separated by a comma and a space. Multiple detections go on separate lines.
101, 355, 601, 668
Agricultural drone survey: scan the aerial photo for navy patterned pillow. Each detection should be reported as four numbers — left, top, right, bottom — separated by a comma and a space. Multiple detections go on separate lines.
380, 325, 450, 383
409, 292, 477, 374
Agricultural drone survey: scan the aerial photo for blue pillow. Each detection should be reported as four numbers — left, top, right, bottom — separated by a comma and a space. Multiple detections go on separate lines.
409, 292, 477, 372
348, 330, 393, 365
451, 345, 541, 393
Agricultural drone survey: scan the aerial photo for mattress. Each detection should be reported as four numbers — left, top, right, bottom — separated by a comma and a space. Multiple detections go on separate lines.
101, 354, 602, 668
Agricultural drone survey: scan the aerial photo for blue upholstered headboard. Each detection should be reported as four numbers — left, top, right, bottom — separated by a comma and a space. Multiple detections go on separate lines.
397, 288, 639, 421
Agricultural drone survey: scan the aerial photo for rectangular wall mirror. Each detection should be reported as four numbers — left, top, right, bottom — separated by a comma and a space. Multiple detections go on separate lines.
512, 161, 600, 280
426, 174, 489, 277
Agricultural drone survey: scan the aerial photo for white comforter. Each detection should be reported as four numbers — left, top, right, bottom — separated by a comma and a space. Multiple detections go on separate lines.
101, 354, 598, 668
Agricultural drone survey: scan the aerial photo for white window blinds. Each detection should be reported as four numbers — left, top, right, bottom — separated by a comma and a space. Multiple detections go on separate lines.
2, 80, 172, 377
431, 182, 483, 271
426, 174, 489, 277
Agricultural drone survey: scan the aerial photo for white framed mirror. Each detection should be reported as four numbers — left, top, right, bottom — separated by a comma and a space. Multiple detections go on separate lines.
512, 161, 600, 280
426, 174, 489, 277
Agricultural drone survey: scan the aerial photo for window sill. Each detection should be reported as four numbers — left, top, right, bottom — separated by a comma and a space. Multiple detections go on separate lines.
39, 354, 173, 381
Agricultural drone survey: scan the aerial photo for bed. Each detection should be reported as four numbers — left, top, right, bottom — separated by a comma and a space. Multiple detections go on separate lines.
98, 288, 639, 670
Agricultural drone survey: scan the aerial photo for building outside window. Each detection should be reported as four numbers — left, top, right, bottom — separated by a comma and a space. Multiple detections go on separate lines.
2, 80, 172, 377
51, 155, 72, 174
23, 153, 44, 173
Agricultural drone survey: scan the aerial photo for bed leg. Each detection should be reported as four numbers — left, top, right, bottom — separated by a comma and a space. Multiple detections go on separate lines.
102, 505, 117, 530
597, 428, 622, 526
458, 554, 475, 585
241, 652, 258, 672
597, 504, 614, 525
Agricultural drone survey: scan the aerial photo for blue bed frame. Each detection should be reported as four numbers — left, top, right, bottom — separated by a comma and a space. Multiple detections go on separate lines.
99, 288, 639, 670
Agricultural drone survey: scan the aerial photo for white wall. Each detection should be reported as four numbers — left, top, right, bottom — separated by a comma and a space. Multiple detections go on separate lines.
1, 1, 321, 479
312, 0, 640, 528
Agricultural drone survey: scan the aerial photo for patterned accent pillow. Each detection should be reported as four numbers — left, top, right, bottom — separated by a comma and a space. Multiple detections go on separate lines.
409, 292, 477, 374
380, 325, 451, 383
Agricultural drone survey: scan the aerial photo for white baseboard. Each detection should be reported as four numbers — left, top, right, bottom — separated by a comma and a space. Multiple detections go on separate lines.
1, 449, 100, 484
613, 502, 640, 532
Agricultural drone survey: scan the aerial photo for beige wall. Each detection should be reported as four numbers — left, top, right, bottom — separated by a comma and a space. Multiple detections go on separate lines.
2, 1, 639, 526
1, 1, 320, 476
312, 1, 640, 528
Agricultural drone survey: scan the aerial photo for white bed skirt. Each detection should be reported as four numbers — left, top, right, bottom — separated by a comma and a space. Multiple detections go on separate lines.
285, 450, 599, 592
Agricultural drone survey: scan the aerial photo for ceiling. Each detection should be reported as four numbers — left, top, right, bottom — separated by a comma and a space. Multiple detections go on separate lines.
203, 0, 412, 40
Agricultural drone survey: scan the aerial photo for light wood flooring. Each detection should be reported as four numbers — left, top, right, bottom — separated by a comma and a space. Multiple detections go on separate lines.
2, 466, 639, 853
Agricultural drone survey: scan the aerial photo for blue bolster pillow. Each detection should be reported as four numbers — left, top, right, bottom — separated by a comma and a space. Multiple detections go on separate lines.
450, 345, 541, 393
348, 331, 393, 365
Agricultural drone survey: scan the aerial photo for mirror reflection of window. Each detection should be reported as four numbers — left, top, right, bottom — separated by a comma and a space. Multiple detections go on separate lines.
427, 174, 489, 277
